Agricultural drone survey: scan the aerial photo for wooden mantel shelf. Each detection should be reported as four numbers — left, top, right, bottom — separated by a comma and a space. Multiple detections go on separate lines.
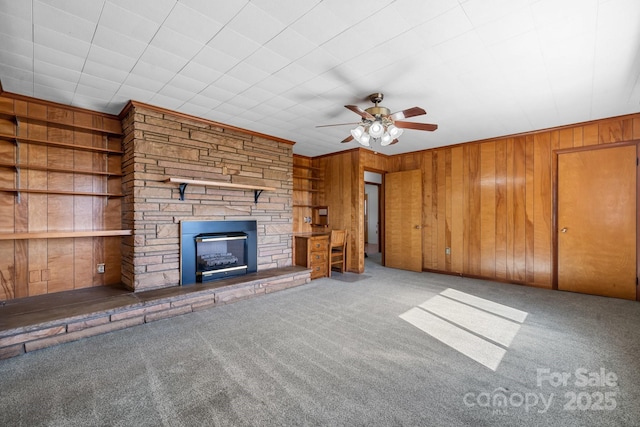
0, 230, 133, 240
164, 177, 276, 202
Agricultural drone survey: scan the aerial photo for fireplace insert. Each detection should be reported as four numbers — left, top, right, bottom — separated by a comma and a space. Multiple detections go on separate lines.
180, 220, 258, 285
195, 232, 247, 282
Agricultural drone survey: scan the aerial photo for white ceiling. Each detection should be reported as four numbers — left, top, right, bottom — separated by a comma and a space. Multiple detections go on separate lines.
1, 0, 639, 157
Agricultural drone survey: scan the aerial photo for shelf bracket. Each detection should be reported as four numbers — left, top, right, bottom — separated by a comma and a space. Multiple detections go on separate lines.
254, 189, 263, 204
178, 183, 188, 201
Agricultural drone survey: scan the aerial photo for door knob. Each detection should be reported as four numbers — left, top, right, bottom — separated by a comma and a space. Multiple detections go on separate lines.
415, 225, 422, 229
560, 227, 568, 233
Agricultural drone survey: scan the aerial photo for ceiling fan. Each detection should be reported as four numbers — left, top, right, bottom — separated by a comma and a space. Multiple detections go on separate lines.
317, 93, 438, 147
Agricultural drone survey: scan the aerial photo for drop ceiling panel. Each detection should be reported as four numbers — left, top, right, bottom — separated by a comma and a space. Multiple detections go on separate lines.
0, 0, 637, 157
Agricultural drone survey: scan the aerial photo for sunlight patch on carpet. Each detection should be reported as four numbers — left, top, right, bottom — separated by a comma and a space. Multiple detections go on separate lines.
400, 288, 528, 371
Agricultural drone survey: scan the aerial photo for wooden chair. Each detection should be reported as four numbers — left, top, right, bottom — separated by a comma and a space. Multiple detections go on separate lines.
329, 229, 348, 276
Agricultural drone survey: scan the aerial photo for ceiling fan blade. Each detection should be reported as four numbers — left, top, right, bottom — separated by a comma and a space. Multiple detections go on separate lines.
345, 105, 375, 120
316, 122, 359, 128
389, 107, 426, 121
394, 121, 438, 131
341, 135, 354, 143
388, 138, 399, 145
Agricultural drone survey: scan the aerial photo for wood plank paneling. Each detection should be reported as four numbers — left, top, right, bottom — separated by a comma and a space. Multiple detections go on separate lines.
480, 142, 496, 278
495, 140, 507, 279
0, 93, 124, 300
450, 147, 463, 273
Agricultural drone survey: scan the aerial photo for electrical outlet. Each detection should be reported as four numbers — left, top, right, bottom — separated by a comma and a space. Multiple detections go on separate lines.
97, 263, 105, 274
445, 247, 451, 255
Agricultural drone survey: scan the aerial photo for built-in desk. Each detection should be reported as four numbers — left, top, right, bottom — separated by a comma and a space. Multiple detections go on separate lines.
293, 233, 330, 279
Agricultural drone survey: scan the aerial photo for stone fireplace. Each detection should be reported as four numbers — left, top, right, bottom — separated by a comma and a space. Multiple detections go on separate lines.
119, 101, 295, 292
181, 220, 258, 285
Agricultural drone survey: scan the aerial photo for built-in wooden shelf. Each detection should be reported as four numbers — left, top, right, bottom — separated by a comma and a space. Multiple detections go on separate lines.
0, 112, 123, 136
0, 230, 133, 240
0, 188, 124, 198
0, 133, 123, 155
293, 187, 321, 192
164, 177, 276, 202
292, 175, 322, 181
0, 161, 122, 177
293, 164, 321, 171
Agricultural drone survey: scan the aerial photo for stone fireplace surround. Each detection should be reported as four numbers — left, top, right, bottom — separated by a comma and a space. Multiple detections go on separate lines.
120, 101, 300, 293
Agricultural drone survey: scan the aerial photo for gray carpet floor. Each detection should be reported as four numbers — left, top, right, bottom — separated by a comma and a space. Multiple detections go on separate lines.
1, 254, 639, 426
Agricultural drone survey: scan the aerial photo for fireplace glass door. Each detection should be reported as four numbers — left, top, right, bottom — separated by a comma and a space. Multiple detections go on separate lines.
195, 232, 248, 282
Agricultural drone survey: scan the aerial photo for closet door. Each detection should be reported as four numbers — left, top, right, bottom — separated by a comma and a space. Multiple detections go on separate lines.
557, 144, 637, 300
385, 169, 423, 272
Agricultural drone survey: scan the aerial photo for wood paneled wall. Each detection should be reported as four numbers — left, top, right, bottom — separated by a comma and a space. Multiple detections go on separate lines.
312, 148, 389, 273
390, 113, 640, 288
0, 94, 124, 300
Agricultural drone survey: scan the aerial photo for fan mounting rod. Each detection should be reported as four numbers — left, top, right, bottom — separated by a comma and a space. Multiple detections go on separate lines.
366, 92, 389, 117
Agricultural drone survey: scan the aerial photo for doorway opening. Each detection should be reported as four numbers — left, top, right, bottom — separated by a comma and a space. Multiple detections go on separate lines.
365, 171, 382, 265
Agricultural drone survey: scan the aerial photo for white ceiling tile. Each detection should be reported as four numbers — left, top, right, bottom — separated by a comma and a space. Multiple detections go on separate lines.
163, 2, 223, 44
207, 27, 261, 61
190, 45, 238, 74
167, 74, 210, 93
41, 0, 104, 21
211, 74, 252, 97
319, 30, 374, 63
92, 25, 148, 60
33, 1, 96, 42
474, 7, 536, 46
251, 0, 320, 26
265, 28, 317, 62
392, 0, 459, 26
185, 92, 223, 109
289, 2, 351, 45
155, 84, 200, 102
198, 84, 236, 103
178, 61, 223, 85
0, 49, 33, 72
139, 45, 189, 73
0, 10, 33, 41
107, 0, 175, 24
461, 0, 531, 27
33, 26, 91, 59
176, 0, 248, 23
85, 45, 138, 74
227, 3, 286, 45
82, 57, 130, 84
227, 62, 269, 87
125, 65, 171, 91
34, 73, 78, 92
77, 73, 121, 94
99, 2, 160, 43
0, 73, 34, 94
33, 59, 80, 83
33, 43, 85, 71
115, 84, 156, 102
148, 93, 186, 110
71, 92, 111, 111
0, 32, 33, 57
418, 6, 475, 48
179, 102, 215, 118
150, 27, 206, 61
33, 83, 74, 103
0, 0, 32, 20
243, 47, 291, 75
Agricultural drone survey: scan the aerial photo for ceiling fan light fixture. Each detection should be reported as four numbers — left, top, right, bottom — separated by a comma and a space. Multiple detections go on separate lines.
350, 125, 365, 141
380, 132, 393, 146
369, 120, 384, 138
358, 132, 371, 146
387, 124, 403, 139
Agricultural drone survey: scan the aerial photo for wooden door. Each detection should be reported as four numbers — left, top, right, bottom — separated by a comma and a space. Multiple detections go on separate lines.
557, 144, 637, 300
385, 169, 423, 272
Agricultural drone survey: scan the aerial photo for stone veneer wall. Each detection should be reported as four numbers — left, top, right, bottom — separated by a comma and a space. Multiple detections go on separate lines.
120, 102, 294, 291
